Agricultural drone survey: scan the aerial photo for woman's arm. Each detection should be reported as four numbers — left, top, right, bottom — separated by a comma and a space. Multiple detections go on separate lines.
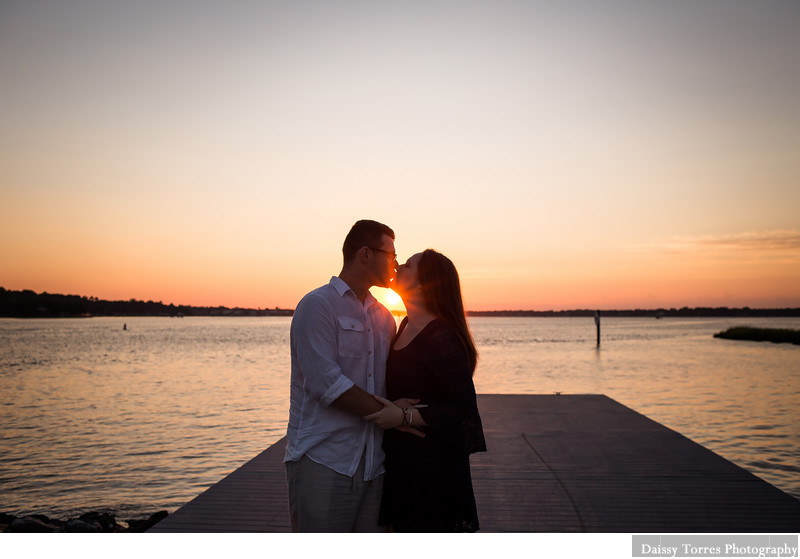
416, 323, 486, 454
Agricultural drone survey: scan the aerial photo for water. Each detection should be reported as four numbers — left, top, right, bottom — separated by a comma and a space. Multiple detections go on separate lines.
1, 316, 798, 520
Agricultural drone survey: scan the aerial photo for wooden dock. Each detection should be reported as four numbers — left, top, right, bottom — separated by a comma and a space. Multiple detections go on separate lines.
149, 394, 800, 532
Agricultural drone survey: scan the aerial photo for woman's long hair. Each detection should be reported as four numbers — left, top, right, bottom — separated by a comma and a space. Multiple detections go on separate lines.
417, 249, 478, 374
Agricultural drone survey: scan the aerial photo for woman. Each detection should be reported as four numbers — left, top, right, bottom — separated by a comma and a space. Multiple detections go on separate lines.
365, 249, 486, 532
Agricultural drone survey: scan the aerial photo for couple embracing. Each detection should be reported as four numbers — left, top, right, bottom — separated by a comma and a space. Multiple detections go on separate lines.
284, 219, 487, 532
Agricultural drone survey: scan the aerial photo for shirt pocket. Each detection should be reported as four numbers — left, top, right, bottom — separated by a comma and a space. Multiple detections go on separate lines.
337, 316, 365, 357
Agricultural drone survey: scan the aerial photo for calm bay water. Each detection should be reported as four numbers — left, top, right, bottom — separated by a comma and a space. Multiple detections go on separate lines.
1, 315, 798, 520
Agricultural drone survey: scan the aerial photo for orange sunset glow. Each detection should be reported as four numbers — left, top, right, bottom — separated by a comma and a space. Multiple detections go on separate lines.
1, 1, 799, 312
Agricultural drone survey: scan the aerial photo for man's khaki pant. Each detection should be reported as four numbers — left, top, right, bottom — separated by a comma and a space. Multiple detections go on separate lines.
285, 453, 385, 532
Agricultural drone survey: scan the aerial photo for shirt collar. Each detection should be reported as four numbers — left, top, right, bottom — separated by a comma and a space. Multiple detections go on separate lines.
329, 276, 378, 307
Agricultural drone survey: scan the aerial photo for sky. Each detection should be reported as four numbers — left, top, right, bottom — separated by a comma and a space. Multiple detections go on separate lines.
1, 0, 799, 311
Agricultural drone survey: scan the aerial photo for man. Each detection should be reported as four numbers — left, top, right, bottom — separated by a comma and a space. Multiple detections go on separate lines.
284, 219, 399, 532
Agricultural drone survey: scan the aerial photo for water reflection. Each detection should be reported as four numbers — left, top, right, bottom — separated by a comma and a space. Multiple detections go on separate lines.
471, 317, 800, 500
0, 315, 798, 520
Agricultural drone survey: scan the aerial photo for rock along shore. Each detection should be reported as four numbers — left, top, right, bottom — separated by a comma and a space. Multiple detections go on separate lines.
1, 510, 168, 533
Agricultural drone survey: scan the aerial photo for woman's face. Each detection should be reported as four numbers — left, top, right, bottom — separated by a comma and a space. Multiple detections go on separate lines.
394, 252, 423, 297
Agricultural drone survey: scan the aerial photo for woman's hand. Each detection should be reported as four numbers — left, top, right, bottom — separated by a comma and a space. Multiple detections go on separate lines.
364, 395, 427, 438
393, 397, 420, 409
364, 395, 404, 429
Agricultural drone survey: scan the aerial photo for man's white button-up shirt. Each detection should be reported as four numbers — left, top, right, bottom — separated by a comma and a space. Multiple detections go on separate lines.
284, 277, 397, 480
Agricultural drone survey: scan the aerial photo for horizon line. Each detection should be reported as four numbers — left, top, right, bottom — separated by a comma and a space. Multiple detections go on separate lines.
2, 287, 800, 315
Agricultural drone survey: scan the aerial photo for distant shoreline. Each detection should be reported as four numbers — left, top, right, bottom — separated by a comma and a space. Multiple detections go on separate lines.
0, 287, 292, 318
2, 287, 800, 319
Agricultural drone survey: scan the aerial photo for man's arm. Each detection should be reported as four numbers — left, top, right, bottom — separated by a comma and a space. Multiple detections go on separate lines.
293, 294, 384, 416
330, 385, 383, 416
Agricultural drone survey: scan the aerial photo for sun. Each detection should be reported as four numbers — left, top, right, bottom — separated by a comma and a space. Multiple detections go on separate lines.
385, 289, 402, 306
371, 287, 406, 314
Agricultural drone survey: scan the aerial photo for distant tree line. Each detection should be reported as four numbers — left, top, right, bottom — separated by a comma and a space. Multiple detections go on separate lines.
2, 287, 798, 318
0, 287, 293, 318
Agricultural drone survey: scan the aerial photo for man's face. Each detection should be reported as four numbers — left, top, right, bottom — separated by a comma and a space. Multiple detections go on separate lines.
369, 234, 397, 288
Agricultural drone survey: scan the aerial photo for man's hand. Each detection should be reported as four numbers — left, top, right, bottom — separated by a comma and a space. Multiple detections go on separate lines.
363, 395, 403, 429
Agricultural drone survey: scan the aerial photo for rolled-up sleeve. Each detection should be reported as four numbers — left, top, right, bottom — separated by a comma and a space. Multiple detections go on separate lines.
291, 293, 355, 406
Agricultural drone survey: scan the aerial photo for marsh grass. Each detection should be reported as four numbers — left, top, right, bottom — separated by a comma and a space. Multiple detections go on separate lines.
714, 326, 800, 345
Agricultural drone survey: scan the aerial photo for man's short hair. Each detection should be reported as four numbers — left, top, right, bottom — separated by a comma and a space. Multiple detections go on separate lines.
342, 220, 395, 264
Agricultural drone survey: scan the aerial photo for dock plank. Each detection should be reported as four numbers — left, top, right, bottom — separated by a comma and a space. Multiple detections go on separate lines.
149, 394, 800, 532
